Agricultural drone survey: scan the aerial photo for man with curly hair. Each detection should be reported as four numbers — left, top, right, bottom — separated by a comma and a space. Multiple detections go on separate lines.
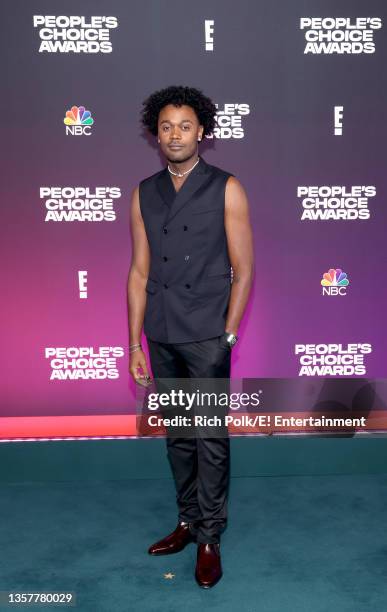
128, 85, 254, 588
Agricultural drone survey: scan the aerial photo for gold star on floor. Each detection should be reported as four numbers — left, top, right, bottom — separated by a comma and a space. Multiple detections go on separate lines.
164, 572, 175, 580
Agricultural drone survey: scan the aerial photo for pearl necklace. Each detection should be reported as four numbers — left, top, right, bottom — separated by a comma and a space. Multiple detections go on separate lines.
168, 157, 200, 178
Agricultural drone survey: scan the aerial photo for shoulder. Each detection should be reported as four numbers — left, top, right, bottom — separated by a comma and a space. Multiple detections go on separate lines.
204, 160, 234, 182
139, 166, 165, 188
204, 161, 245, 200
224, 175, 249, 215
225, 175, 246, 197
137, 167, 165, 205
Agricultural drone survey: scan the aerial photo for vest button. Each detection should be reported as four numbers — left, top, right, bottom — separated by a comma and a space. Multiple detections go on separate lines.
164, 283, 169, 289
163, 256, 168, 262
163, 227, 168, 234
185, 283, 191, 289
183, 225, 188, 231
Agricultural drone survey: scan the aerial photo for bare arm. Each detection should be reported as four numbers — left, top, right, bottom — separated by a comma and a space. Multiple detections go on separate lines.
127, 186, 151, 382
224, 176, 254, 336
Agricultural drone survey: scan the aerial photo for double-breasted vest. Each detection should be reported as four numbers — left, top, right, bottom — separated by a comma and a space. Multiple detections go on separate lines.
139, 155, 234, 343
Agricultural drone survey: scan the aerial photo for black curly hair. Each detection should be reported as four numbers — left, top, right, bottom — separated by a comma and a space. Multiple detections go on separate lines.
141, 85, 217, 137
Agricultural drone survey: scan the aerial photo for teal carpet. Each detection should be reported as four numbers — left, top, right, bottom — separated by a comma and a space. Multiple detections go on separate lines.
0, 474, 387, 611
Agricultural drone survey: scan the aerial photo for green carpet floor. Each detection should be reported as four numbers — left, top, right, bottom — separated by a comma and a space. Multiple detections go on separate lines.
0, 474, 387, 611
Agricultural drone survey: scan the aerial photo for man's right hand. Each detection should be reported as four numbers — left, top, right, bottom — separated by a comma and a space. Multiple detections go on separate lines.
129, 349, 152, 386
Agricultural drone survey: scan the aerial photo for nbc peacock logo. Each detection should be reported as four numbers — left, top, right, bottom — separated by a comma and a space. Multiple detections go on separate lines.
321, 268, 349, 296
64, 105, 94, 136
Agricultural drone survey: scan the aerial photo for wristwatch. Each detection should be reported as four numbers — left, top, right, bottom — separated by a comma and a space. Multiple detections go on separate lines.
225, 332, 238, 348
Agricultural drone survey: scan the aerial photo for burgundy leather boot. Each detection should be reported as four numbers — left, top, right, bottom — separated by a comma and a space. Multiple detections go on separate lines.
148, 521, 195, 555
195, 543, 223, 588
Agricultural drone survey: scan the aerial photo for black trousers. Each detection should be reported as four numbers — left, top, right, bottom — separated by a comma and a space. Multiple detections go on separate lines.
147, 335, 231, 544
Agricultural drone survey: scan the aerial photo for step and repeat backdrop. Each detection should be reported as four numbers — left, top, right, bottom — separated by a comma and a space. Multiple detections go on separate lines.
1, 1, 386, 440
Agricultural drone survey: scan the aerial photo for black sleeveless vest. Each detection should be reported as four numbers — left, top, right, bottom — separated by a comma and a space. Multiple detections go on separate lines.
139, 155, 234, 343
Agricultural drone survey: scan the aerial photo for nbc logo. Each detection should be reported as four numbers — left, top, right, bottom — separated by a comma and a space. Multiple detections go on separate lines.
321, 268, 349, 296
64, 105, 94, 135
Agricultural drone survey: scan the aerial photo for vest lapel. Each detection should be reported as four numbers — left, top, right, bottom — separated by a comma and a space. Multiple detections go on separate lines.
155, 156, 213, 224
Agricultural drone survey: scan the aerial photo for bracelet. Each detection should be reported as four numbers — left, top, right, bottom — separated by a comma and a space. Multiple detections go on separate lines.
129, 343, 142, 353
129, 346, 142, 354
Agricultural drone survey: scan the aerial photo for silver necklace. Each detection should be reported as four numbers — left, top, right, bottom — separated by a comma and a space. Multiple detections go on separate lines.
168, 157, 200, 178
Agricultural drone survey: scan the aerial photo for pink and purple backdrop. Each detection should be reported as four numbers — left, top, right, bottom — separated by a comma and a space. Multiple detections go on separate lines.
1, 1, 386, 439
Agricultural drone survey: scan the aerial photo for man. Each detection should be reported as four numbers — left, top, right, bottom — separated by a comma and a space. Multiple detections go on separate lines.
128, 85, 253, 588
